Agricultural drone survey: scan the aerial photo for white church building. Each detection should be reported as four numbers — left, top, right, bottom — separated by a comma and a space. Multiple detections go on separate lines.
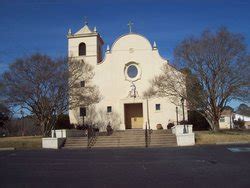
68, 22, 186, 130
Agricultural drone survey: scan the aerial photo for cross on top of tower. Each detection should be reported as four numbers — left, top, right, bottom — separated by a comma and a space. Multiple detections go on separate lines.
84, 16, 88, 25
127, 21, 133, 33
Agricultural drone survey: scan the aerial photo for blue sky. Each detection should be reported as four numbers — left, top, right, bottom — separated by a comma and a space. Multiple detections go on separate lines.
0, 0, 249, 108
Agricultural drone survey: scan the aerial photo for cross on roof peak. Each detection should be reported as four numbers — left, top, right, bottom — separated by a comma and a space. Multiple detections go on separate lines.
127, 21, 133, 33
84, 16, 88, 26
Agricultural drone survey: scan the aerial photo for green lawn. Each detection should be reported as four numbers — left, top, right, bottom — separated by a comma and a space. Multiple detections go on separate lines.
0, 136, 42, 149
195, 130, 250, 144
0, 130, 249, 149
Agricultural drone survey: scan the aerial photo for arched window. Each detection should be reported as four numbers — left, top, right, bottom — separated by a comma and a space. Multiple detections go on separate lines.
79, 43, 86, 56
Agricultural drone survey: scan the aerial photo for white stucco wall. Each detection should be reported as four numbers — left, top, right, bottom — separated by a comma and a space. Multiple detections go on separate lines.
68, 28, 187, 130
219, 116, 232, 129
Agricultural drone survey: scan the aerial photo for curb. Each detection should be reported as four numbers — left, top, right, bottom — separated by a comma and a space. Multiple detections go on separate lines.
0, 148, 15, 151
216, 141, 250, 145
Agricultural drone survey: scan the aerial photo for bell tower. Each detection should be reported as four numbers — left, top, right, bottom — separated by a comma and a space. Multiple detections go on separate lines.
67, 21, 104, 64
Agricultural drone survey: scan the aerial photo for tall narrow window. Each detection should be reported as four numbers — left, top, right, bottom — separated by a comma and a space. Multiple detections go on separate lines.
107, 106, 112, 113
98, 45, 102, 63
155, 104, 161, 111
80, 107, 86, 117
79, 42, 86, 56
80, 81, 85, 87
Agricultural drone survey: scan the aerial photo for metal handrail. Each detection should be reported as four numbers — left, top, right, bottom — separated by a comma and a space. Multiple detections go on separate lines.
87, 124, 99, 148
145, 122, 151, 148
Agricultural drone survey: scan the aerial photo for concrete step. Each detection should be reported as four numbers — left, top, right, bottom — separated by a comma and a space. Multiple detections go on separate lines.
66, 137, 87, 139
65, 142, 88, 145
93, 144, 146, 147
152, 130, 172, 133
62, 129, 177, 149
65, 142, 88, 146
112, 133, 145, 136
66, 139, 88, 142
98, 136, 145, 140
63, 137, 88, 148
66, 139, 87, 141
151, 133, 173, 136
96, 139, 175, 143
150, 137, 175, 139
93, 145, 145, 148
93, 144, 145, 147
150, 141, 176, 144
98, 137, 145, 140
64, 145, 87, 148
149, 137, 175, 140
66, 140, 87, 142
95, 142, 146, 146
95, 140, 145, 143
98, 136, 145, 138
63, 145, 86, 149
149, 145, 177, 148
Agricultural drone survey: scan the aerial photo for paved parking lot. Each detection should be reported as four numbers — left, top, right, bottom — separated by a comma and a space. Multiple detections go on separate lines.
0, 145, 250, 188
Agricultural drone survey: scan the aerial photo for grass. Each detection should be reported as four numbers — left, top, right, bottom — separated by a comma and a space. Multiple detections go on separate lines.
0, 136, 42, 149
195, 130, 250, 145
0, 130, 249, 149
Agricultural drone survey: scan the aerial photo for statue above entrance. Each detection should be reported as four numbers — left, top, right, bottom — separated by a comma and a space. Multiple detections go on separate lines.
128, 82, 139, 98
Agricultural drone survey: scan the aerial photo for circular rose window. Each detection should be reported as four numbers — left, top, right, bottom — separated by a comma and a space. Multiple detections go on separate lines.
127, 65, 138, 78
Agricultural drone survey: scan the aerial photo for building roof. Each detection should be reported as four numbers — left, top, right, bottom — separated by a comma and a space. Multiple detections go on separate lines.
221, 109, 233, 116
75, 24, 92, 35
234, 113, 250, 121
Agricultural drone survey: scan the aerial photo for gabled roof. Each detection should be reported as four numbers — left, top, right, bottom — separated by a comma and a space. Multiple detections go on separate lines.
75, 25, 92, 35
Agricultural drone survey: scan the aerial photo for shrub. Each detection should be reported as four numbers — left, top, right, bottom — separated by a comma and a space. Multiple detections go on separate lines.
156, 124, 163, 130
179, 120, 189, 125
188, 110, 210, 131
55, 114, 74, 129
234, 118, 245, 129
167, 123, 175, 129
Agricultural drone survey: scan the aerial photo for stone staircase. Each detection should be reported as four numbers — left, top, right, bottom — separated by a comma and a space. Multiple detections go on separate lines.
150, 130, 177, 147
63, 137, 88, 149
93, 129, 146, 148
63, 129, 177, 149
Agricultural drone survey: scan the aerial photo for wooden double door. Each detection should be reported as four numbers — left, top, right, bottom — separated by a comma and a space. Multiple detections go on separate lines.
124, 103, 143, 129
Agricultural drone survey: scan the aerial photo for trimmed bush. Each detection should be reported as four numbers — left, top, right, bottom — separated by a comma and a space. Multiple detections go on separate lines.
55, 114, 74, 129
156, 124, 163, 130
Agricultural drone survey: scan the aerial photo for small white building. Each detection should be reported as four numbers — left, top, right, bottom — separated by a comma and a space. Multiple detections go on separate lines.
219, 109, 250, 129
219, 115, 233, 129
68, 22, 186, 130
234, 114, 250, 129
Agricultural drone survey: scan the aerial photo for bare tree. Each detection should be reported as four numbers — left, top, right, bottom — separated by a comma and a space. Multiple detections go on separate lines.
236, 103, 250, 116
0, 103, 11, 132
68, 58, 101, 109
145, 28, 250, 131
2, 54, 100, 136
144, 64, 186, 104
0, 80, 12, 135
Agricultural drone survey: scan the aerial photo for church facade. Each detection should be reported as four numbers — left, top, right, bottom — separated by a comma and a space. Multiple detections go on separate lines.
68, 22, 186, 130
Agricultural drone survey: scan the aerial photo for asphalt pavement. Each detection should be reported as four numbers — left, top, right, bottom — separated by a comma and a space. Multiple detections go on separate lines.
0, 144, 250, 188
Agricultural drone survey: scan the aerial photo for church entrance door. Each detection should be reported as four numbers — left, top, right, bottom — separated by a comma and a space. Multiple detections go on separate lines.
124, 103, 143, 129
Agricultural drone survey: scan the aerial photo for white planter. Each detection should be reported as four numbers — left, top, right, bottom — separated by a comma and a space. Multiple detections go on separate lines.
176, 133, 195, 146
42, 138, 65, 149
171, 124, 195, 146
171, 125, 193, 135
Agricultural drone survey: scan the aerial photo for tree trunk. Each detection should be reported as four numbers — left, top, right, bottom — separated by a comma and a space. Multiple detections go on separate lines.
40, 121, 45, 137
203, 116, 214, 130
213, 119, 220, 132
198, 112, 215, 131
40, 119, 53, 137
